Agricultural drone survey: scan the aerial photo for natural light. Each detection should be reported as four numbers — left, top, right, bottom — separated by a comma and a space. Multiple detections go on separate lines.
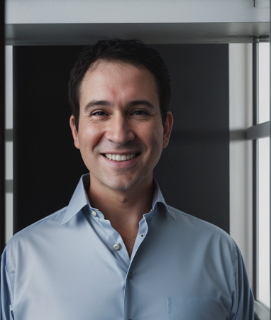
258, 43, 270, 123
258, 137, 270, 308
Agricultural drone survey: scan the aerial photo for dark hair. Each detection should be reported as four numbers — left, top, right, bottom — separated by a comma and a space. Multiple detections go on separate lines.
69, 39, 171, 129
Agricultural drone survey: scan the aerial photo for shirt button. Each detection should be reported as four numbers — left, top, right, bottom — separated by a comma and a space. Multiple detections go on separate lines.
92, 210, 97, 216
141, 234, 144, 237
113, 243, 121, 251
128, 272, 133, 279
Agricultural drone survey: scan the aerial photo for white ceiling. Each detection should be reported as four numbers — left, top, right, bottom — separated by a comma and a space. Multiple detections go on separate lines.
5, 0, 270, 45
6, 0, 269, 24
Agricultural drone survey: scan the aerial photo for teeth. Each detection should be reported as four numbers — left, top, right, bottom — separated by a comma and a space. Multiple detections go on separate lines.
105, 153, 136, 161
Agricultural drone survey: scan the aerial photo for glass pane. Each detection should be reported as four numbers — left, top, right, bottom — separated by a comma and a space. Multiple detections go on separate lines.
258, 137, 270, 307
5, 141, 13, 180
5, 46, 13, 129
5, 193, 13, 243
258, 43, 270, 123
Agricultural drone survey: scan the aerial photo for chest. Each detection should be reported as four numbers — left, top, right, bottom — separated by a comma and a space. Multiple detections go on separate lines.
13, 229, 233, 320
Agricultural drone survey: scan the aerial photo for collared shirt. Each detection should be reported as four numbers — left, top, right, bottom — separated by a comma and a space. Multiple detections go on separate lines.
1, 174, 254, 320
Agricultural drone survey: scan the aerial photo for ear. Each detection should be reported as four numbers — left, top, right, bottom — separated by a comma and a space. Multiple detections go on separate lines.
163, 112, 173, 148
69, 115, 80, 149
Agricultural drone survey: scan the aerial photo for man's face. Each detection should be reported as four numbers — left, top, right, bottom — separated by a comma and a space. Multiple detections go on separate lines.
70, 60, 173, 193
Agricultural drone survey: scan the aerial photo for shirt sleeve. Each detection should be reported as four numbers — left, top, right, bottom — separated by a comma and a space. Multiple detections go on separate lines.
230, 242, 254, 320
1, 248, 14, 320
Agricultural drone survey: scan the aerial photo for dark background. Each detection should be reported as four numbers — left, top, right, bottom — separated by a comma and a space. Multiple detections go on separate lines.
13, 44, 229, 233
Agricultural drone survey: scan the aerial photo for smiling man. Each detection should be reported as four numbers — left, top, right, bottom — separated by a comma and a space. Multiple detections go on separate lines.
1, 39, 253, 320
69, 58, 172, 257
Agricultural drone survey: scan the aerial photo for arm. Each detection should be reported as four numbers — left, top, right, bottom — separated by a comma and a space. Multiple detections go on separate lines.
1, 248, 14, 320
230, 242, 254, 320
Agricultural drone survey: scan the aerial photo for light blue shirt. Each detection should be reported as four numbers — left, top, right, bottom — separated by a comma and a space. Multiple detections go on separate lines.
1, 174, 254, 320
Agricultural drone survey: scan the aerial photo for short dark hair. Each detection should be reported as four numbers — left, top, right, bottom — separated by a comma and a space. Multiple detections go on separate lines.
69, 39, 171, 129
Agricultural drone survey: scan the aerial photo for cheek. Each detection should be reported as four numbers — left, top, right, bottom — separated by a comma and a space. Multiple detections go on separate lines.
143, 125, 164, 155
79, 123, 103, 148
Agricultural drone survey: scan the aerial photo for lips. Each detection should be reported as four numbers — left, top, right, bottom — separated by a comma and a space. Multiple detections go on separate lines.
104, 153, 137, 161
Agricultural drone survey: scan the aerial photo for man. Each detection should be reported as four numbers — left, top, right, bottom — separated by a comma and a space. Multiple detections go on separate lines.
1, 39, 253, 319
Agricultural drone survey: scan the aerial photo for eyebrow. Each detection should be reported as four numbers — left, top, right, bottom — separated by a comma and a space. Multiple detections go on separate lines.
84, 99, 155, 112
128, 100, 155, 109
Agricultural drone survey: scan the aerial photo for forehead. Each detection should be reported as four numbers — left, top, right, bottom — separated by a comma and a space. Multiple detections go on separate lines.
79, 60, 159, 102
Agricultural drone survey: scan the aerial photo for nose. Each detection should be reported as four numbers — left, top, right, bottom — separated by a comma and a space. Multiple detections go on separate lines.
105, 113, 135, 145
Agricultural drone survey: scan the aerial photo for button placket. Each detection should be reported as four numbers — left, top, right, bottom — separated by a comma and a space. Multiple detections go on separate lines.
129, 216, 149, 263
110, 230, 130, 269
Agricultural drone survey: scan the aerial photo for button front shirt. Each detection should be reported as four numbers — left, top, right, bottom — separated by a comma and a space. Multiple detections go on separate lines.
1, 174, 254, 320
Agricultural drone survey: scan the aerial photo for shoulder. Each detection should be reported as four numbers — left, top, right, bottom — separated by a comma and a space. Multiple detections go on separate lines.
2, 207, 68, 288
167, 204, 231, 235
166, 205, 243, 283
166, 204, 237, 253
4, 207, 67, 256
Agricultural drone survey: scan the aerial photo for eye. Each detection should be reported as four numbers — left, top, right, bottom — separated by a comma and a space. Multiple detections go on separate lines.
91, 111, 107, 116
132, 110, 149, 116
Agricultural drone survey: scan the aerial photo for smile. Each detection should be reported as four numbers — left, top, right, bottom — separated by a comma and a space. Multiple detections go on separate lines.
104, 153, 137, 161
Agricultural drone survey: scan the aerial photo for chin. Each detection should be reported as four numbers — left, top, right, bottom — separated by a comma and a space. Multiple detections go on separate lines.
108, 183, 134, 192
104, 178, 138, 192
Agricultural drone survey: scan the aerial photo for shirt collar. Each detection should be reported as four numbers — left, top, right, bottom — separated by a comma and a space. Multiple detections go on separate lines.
152, 179, 175, 218
61, 174, 90, 225
61, 174, 175, 225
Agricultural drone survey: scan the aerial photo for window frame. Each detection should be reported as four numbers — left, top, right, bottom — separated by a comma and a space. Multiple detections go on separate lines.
248, 39, 271, 320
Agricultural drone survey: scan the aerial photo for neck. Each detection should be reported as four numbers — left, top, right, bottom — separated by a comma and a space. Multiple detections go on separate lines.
87, 177, 153, 257
88, 178, 153, 222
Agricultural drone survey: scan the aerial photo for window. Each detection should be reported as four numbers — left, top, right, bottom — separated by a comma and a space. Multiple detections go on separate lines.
258, 43, 270, 124
253, 41, 270, 309
258, 136, 270, 307
5, 46, 13, 244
